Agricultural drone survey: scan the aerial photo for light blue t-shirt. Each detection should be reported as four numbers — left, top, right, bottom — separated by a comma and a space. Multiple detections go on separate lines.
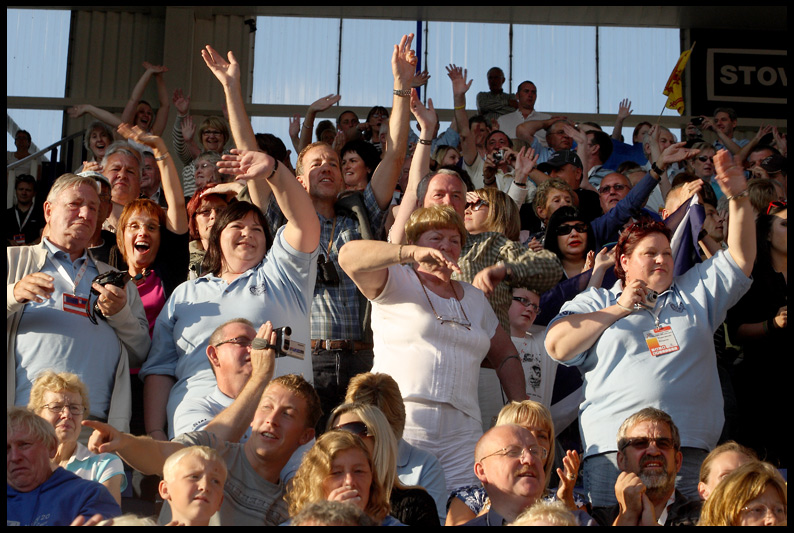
548, 250, 752, 458
14, 239, 120, 418
139, 226, 317, 439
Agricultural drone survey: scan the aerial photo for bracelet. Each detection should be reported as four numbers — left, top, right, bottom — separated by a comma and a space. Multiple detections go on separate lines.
512, 181, 527, 189
616, 301, 634, 313
454, 105, 465, 110
726, 189, 749, 201
393, 89, 411, 97
651, 162, 666, 176
397, 244, 404, 264
302, 123, 312, 130
265, 159, 279, 180
497, 354, 521, 373
418, 138, 432, 145
155, 152, 170, 162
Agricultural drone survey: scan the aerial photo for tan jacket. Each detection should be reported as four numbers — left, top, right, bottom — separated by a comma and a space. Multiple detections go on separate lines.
7, 243, 151, 432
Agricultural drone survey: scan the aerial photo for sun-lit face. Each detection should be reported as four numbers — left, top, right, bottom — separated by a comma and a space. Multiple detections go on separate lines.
738, 484, 787, 526
475, 425, 545, 501
298, 145, 344, 201
210, 321, 257, 391
7, 426, 55, 493
620, 233, 674, 293
342, 150, 370, 191
599, 174, 631, 213
556, 221, 589, 261
89, 127, 112, 160
537, 189, 573, 223
103, 152, 141, 206
159, 454, 226, 526
248, 383, 312, 464
123, 210, 161, 272
702, 204, 725, 242
195, 197, 227, 245
332, 412, 374, 455
201, 128, 226, 153
440, 148, 461, 167
322, 448, 373, 511
140, 155, 161, 195
219, 211, 268, 274
37, 390, 84, 445
414, 227, 464, 264
508, 288, 541, 336
194, 159, 220, 190
44, 183, 99, 254
464, 197, 490, 235
423, 173, 467, 217
617, 420, 682, 502
699, 451, 753, 500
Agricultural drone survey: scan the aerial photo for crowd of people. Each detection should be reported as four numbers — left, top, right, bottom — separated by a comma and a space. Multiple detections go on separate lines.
7, 32, 787, 526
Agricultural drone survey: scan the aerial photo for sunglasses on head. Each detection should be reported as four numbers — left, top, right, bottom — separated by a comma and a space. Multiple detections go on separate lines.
333, 421, 371, 437
554, 223, 588, 236
618, 437, 677, 452
767, 200, 786, 215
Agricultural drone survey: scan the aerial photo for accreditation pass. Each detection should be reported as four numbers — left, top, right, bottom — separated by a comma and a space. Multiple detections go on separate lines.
643, 325, 680, 357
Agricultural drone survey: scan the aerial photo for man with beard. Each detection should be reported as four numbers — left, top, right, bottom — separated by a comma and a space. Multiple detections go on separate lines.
592, 408, 703, 526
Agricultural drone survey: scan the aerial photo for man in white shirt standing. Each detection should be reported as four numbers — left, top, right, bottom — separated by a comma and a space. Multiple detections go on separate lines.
496, 81, 551, 146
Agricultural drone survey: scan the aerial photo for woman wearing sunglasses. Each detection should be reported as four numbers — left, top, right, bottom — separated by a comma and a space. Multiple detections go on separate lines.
328, 402, 439, 526
545, 150, 756, 506
339, 205, 526, 492
543, 206, 596, 281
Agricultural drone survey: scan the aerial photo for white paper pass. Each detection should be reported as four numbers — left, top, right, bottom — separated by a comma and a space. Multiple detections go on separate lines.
644, 325, 680, 357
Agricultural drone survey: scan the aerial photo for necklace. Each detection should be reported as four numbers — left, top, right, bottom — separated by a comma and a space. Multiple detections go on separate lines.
412, 268, 471, 329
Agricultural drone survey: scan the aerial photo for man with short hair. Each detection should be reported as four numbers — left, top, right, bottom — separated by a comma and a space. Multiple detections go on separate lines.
591, 407, 702, 526
85, 374, 321, 526
140, 151, 167, 207
6, 174, 44, 246
702, 107, 750, 154
7, 173, 150, 433
476, 67, 519, 123
496, 80, 552, 146
101, 142, 143, 231
7, 407, 121, 526
583, 130, 615, 189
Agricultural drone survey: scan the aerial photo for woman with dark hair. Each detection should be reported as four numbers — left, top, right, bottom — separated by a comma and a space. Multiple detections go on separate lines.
139, 149, 320, 441
365, 106, 390, 150
543, 206, 596, 281
726, 201, 786, 467
545, 150, 757, 506
341, 139, 382, 192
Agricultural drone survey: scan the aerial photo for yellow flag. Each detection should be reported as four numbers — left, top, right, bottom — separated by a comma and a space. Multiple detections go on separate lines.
663, 48, 692, 115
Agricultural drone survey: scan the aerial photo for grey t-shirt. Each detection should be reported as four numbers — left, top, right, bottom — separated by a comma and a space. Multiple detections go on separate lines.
160, 431, 289, 526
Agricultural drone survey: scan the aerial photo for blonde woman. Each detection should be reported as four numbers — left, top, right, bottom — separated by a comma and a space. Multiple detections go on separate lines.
329, 402, 439, 525
699, 461, 786, 526
29, 371, 127, 505
285, 430, 397, 525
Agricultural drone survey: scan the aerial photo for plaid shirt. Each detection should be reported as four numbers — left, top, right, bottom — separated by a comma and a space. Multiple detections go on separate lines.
454, 232, 563, 332
266, 185, 386, 340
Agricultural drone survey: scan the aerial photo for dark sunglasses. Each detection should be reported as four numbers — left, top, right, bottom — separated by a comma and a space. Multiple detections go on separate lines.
466, 198, 489, 212
554, 223, 588, 236
767, 200, 786, 215
599, 184, 628, 195
333, 421, 371, 437
618, 437, 677, 452
696, 155, 714, 163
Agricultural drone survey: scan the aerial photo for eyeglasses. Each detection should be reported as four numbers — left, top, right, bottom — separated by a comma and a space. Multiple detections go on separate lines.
479, 445, 548, 463
740, 503, 787, 522
466, 199, 489, 212
202, 130, 223, 136
767, 200, 786, 215
599, 184, 629, 195
40, 403, 86, 415
512, 296, 541, 314
214, 337, 253, 349
125, 221, 160, 233
554, 223, 588, 236
197, 162, 217, 170
333, 421, 372, 438
618, 437, 677, 452
696, 156, 714, 163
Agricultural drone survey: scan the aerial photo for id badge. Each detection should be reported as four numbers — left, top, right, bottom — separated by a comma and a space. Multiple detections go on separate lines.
62, 293, 89, 317
643, 325, 680, 357
13, 233, 26, 245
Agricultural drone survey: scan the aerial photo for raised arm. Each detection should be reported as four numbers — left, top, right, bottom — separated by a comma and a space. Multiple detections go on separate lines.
338, 239, 461, 300
218, 149, 320, 253
701, 115, 742, 155
171, 89, 201, 164
369, 33, 416, 210
612, 99, 632, 142
67, 104, 122, 130
121, 62, 170, 136
713, 149, 755, 276
446, 64, 477, 166
300, 94, 342, 153
204, 322, 276, 443
117, 123, 188, 235
388, 91, 436, 244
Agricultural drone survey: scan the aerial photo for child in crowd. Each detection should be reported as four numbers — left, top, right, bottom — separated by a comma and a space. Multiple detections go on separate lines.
159, 445, 227, 526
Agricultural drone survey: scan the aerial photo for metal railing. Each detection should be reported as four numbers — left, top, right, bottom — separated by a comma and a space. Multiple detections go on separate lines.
7, 130, 85, 184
